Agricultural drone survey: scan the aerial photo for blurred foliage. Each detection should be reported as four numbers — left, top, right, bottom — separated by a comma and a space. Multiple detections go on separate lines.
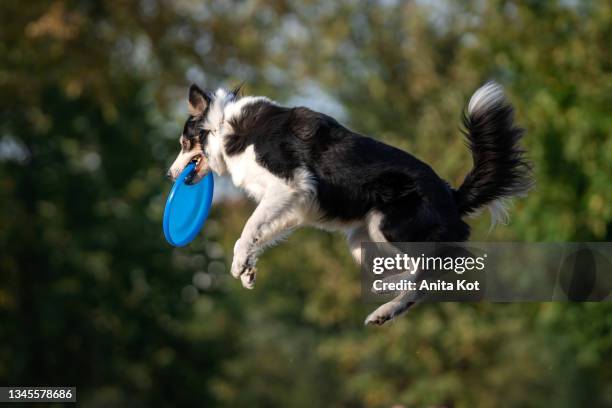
1, 0, 612, 407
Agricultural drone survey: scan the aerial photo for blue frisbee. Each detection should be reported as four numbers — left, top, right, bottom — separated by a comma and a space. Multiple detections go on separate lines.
163, 163, 214, 247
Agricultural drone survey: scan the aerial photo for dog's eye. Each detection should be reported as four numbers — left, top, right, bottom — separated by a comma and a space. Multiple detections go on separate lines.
199, 129, 209, 138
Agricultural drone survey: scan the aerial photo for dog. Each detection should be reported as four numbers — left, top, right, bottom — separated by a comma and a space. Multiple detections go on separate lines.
167, 81, 532, 325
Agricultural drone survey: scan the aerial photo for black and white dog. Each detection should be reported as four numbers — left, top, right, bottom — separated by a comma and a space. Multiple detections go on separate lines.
168, 82, 532, 325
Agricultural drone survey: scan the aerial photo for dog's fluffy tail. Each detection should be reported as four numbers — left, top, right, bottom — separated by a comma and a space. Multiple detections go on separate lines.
454, 81, 533, 225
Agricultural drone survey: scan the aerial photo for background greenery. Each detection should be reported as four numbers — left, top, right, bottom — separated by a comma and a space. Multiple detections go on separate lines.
1, 0, 611, 406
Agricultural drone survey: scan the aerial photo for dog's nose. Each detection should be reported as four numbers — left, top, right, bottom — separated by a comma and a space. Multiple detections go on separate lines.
166, 170, 174, 181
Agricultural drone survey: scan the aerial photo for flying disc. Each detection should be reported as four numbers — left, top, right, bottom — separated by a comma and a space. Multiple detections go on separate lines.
163, 162, 214, 247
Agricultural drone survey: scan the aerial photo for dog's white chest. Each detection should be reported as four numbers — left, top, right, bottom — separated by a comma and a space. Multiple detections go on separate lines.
224, 145, 279, 202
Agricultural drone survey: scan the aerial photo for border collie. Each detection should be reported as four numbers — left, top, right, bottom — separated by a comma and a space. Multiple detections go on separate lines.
167, 82, 533, 325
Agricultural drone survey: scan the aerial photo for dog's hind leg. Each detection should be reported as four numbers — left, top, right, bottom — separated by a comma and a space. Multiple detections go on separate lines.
349, 220, 419, 325
363, 210, 419, 325
364, 291, 416, 326
346, 225, 369, 265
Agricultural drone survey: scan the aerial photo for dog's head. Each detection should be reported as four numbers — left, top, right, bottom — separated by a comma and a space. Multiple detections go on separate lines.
168, 83, 243, 183
167, 84, 214, 184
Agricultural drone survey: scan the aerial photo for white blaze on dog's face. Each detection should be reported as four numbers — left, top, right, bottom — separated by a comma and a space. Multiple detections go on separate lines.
168, 84, 213, 184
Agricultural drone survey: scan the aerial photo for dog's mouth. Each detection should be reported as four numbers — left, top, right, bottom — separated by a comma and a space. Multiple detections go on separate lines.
185, 154, 206, 184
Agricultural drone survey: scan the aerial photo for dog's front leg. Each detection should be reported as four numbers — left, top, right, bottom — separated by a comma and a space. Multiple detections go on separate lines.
231, 188, 300, 289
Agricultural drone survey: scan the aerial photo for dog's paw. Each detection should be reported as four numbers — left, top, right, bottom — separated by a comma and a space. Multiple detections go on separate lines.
231, 240, 248, 276
230, 254, 252, 277
364, 303, 397, 326
231, 240, 257, 288
231, 259, 257, 289
240, 267, 256, 289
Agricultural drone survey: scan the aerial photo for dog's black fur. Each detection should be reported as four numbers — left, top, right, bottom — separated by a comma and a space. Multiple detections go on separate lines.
224, 97, 531, 242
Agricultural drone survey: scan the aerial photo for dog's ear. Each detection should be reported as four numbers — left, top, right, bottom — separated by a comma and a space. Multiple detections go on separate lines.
188, 84, 210, 115
230, 83, 244, 100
